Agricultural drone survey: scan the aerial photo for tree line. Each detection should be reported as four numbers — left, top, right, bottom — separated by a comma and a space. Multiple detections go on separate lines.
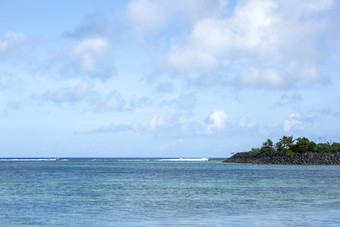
250, 136, 340, 156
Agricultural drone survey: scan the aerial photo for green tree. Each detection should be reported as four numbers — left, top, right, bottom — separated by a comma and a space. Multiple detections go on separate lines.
283, 136, 294, 147
331, 142, 340, 152
260, 146, 275, 153
276, 136, 294, 152
248, 136, 339, 155
285, 150, 295, 157
292, 137, 312, 153
316, 143, 332, 153
261, 139, 275, 153
275, 140, 283, 151
309, 141, 317, 152
262, 139, 273, 148
250, 148, 260, 152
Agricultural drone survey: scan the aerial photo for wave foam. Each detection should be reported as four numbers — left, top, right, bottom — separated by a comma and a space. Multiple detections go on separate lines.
0, 158, 58, 161
159, 158, 209, 161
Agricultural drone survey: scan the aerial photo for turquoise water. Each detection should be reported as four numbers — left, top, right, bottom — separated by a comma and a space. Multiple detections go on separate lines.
0, 159, 339, 226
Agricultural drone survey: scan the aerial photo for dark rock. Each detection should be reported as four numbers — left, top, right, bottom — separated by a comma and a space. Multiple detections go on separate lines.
223, 152, 340, 165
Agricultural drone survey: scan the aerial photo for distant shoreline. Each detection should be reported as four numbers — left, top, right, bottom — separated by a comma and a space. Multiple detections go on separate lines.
223, 151, 340, 165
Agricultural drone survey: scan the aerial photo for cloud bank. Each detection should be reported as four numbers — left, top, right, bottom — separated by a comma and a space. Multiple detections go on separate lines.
128, 0, 337, 89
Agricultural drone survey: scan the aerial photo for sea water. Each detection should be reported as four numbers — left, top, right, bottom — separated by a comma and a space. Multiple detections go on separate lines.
0, 158, 339, 226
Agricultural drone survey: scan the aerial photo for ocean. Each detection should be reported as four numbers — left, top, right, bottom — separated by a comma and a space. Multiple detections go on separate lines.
0, 158, 339, 226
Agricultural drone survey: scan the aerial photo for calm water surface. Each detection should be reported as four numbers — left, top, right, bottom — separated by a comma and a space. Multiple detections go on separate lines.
0, 159, 339, 226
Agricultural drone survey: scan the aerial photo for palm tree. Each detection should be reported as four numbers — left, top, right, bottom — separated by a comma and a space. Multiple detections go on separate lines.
280, 136, 294, 150
263, 139, 273, 148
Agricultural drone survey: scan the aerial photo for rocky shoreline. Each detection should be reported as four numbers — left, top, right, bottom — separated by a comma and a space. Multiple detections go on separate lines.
223, 151, 340, 165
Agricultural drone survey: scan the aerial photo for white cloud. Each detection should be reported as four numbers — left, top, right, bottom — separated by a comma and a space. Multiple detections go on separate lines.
96, 91, 126, 111
239, 116, 254, 129
43, 83, 150, 113
291, 0, 333, 14
206, 109, 227, 134
0, 32, 25, 52
165, 18, 229, 70
72, 37, 108, 71
147, 114, 192, 138
146, 113, 200, 138
127, 0, 227, 35
127, 0, 168, 33
240, 67, 292, 89
164, 0, 280, 71
91, 123, 134, 133
155, 82, 175, 93
161, 0, 335, 87
283, 113, 305, 132
64, 13, 111, 39
275, 94, 302, 107
127, 0, 334, 87
160, 92, 196, 111
283, 112, 314, 132
166, 43, 219, 71
231, 0, 280, 52
179, 0, 227, 18
56, 14, 115, 80
44, 83, 128, 112
43, 82, 92, 103
129, 96, 152, 110
149, 115, 167, 130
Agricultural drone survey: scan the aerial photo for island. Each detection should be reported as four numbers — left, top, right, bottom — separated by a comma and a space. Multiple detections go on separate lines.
223, 136, 340, 165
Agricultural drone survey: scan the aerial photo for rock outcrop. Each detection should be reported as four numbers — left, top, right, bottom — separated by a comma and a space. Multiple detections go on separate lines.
223, 151, 340, 165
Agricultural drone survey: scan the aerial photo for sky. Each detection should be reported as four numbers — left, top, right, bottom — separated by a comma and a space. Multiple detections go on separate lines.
1, 0, 340, 157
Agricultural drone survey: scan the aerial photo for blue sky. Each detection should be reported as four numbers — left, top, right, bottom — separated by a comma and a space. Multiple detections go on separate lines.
1, 0, 340, 157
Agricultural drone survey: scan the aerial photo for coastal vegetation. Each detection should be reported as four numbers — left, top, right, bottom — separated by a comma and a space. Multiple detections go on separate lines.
250, 136, 340, 157
223, 136, 340, 165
